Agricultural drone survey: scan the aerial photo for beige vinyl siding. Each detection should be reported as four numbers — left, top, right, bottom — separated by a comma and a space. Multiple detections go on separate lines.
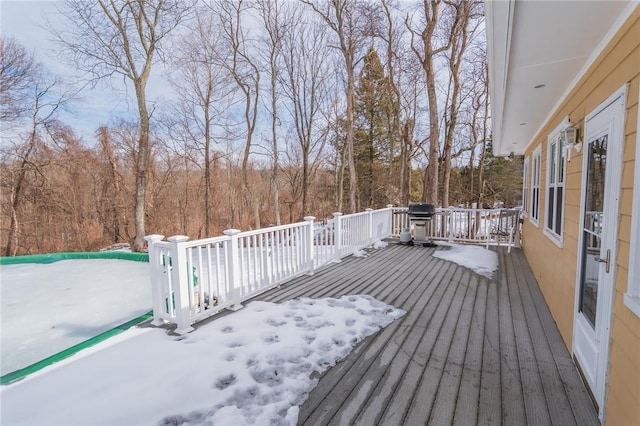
521, 6, 639, 425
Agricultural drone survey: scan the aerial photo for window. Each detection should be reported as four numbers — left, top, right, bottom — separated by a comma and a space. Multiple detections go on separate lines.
530, 145, 541, 226
625, 87, 640, 317
522, 156, 530, 216
545, 130, 565, 244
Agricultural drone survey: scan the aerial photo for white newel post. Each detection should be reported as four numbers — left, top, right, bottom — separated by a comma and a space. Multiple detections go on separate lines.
366, 208, 374, 244
387, 204, 394, 238
448, 207, 454, 242
144, 234, 165, 326
304, 216, 316, 275
471, 203, 478, 240
167, 235, 194, 334
333, 212, 343, 262
223, 229, 243, 311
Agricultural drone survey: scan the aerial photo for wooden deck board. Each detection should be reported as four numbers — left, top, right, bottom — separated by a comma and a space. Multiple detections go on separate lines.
497, 248, 527, 425
245, 243, 599, 425
478, 273, 502, 425
452, 273, 484, 425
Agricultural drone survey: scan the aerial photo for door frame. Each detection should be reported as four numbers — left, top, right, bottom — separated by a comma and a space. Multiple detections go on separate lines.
573, 84, 627, 421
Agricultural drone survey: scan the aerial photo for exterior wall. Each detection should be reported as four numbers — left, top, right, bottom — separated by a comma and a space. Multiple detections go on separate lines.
521, 7, 640, 425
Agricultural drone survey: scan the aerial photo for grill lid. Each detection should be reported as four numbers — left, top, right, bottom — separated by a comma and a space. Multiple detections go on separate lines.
408, 203, 435, 216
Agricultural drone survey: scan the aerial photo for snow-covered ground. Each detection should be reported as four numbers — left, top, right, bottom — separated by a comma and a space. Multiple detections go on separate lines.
0, 259, 151, 376
1, 295, 404, 426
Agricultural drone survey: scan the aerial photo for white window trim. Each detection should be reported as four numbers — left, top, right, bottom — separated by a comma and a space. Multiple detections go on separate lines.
522, 156, 530, 217
530, 145, 541, 227
544, 119, 568, 248
625, 86, 640, 317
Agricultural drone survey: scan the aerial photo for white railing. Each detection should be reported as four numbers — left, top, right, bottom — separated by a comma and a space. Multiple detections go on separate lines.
146, 205, 520, 333
145, 207, 395, 334
392, 206, 521, 248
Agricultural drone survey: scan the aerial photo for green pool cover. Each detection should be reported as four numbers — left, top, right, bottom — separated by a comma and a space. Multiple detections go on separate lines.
0, 252, 152, 385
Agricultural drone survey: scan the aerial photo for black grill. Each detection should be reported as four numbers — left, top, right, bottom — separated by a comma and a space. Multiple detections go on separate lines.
408, 203, 435, 220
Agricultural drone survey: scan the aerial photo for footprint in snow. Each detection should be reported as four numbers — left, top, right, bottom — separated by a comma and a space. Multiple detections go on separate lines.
214, 374, 237, 390
265, 317, 287, 327
263, 334, 279, 344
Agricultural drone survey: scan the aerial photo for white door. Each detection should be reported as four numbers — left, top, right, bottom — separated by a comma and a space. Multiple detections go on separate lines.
573, 88, 625, 419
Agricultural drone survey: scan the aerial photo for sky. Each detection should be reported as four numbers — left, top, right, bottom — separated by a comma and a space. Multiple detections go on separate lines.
0, 242, 498, 425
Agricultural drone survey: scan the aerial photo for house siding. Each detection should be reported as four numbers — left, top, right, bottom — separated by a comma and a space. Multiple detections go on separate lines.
521, 7, 640, 425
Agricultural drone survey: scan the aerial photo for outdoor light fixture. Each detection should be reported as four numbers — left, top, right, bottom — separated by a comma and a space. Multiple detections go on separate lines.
562, 122, 581, 161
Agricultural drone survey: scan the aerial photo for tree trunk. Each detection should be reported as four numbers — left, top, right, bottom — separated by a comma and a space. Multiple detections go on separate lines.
204, 90, 212, 236
400, 119, 414, 206
346, 61, 357, 213
132, 83, 149, 252
271, 81, 281, 225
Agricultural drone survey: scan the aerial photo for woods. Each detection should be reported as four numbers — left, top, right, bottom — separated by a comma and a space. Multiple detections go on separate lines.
1, 0, 522, 255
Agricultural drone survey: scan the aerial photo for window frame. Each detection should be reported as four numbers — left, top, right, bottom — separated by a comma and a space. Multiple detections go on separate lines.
522, 156, 530, 217
625, 87, 640, 317
544, 121, 567, 247
530, 145, 541, 227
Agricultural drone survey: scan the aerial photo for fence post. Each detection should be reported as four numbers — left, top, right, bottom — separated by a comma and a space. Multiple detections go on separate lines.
304, 216, 316, 275
471, 203, 478, 240
366, 208, 374, 244
333, 212, 343, 262
167, 235, 193, 335
223, 229, 243, 311
144, 234, 165, 326
448, 207, 454, 242
386, 205, 394, 238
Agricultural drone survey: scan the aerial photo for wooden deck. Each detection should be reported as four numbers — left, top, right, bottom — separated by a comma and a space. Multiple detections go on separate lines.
254, 243, 599, 426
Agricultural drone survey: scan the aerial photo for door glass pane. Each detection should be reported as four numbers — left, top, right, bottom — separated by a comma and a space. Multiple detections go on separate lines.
579, 135, 607, 328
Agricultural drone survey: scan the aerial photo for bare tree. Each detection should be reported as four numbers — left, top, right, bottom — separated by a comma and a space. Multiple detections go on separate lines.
406, 0, 458, 205
0, 38, 36, 123
303, 0, 368, 213
209, 0, 261, 228
52, 0, 192, 251
440, 1, 481, 207
166, 8, 233, 236
379, 0, 403, 205
279, 6, 332, 217
256, 0, 286, 225
0, 38, 67, 256
96, 126, 128, 242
